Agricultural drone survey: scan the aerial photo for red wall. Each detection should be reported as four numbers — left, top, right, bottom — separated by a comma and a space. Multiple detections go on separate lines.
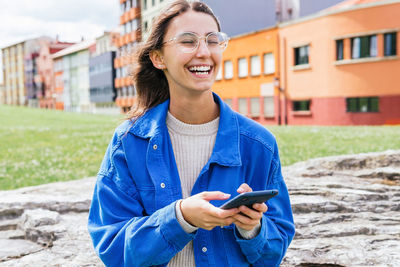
287, 95, 400, 125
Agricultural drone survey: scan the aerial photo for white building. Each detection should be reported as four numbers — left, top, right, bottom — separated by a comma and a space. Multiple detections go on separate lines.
141, 0, 175, 40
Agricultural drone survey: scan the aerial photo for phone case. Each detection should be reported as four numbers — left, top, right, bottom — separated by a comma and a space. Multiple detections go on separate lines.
220, 189, 278, 210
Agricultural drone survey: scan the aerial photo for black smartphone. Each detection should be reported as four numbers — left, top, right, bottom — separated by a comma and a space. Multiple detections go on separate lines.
220, 190, 278, 210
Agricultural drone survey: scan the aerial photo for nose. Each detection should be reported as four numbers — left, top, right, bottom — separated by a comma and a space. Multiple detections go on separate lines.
195, 37, 211, 57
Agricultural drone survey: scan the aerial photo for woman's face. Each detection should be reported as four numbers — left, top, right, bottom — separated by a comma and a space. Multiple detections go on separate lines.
160, 10, 222, 96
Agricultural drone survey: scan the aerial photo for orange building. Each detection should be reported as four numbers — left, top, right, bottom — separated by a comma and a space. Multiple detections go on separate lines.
278, 0, 400, 125
213, 27, 282, 125
114, 0, 141, 112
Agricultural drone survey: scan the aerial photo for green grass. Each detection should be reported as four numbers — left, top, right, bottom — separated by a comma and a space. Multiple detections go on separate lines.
268, 125, 400, 166
1, 104, 399, 190
0, 105, 123, 190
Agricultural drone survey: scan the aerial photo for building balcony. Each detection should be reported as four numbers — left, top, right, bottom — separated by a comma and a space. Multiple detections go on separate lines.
128, 7, 140, 21
120, 7, 140, 25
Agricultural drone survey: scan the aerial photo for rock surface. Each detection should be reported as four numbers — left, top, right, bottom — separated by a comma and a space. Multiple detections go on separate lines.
0, 150, 399, 266
281, 150, 400, 267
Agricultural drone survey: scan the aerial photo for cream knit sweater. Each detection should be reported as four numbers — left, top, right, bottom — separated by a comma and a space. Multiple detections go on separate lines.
166, 112, 259, 267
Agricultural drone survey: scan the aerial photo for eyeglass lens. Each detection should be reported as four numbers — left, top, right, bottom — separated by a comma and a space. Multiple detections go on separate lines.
175, 32, 227, 53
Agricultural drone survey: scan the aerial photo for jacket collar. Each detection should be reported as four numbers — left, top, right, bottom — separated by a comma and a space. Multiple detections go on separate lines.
129, 93, 241, 167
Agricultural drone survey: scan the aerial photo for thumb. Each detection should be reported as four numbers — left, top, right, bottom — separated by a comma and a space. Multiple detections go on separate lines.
237, 183, 253, 193
200, 191, 231, 201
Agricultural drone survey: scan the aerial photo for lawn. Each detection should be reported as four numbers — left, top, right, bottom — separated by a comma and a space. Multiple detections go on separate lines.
1, 104, 399, 190
0, 105, 123, 190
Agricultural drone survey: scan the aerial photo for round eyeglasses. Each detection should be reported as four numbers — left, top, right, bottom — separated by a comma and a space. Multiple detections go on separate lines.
162, 32, 229, 54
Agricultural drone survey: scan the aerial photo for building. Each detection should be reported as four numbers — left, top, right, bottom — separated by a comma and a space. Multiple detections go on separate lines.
141, 0, 175, 40
24, 39, 43, 107
0, 83, 4, 104
213, 27, 281, 125
114, 0, 142, 112
37, 40, 74, 109
203, 0, 345, 37
89, 31, 120, 114
278, 0, 400, 125
33, 40, 73, 109
52, 40, 95, 112
2, 40, 30, 105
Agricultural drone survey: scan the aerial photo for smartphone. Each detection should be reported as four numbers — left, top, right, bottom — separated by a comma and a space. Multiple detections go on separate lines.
220, 189, 278, 210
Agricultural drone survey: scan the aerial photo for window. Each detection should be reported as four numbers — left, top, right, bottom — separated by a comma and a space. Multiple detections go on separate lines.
346, 97, 379, 112
238, 57, 248, 78
294, 45, 309, 65
250, 55, 261, 76
216, 66, 222, 80
143, 0, 147, 10
263, 53, 275, 74
250, 97, 260, 116
263, 97, 274, 117
293, 100, 310, 111
224, 60, 233, 79
384, 32, 397, 56
351, 35, 377, 59
144, 21, 148, 33
336, 39, 344, 60
238, 98, 247, 115
131, 19, 139, 31
152, 0, 155, 6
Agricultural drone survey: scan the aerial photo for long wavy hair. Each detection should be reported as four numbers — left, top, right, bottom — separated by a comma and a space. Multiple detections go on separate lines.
126, 0, 221, 121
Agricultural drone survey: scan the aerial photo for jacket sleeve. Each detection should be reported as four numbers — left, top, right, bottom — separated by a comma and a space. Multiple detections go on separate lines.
87, 134, 195, 267
234, 142, 295, 266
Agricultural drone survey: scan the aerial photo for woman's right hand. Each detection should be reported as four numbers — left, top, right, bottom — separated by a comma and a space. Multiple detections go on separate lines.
180, 192, 240, 230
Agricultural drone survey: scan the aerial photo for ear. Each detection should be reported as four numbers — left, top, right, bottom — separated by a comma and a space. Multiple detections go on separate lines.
149, 50, 165, 70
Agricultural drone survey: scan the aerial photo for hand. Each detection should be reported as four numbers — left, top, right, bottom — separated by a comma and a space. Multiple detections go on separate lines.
232, 183, 268, 231
180, 191, 240, 230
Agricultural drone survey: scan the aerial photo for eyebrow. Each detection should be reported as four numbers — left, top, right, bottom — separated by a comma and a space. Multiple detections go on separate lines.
180, 31, 217, 35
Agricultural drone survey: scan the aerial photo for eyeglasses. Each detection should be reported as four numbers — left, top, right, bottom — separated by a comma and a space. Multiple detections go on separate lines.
162, 32, 229, 54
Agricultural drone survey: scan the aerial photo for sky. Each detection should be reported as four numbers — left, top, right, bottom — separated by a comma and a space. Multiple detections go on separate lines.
0, 0, 120, 84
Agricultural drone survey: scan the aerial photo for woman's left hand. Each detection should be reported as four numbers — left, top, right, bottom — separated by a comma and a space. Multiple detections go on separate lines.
231, 183, 268, 231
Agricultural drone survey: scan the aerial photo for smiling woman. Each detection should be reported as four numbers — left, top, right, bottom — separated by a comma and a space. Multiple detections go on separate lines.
87, 1, 295, 266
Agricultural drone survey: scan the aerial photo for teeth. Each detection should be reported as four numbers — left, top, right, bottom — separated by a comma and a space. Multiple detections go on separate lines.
189, 66, 211, 72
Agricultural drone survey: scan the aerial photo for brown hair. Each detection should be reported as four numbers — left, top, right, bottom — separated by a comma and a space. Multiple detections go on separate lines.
126, 0, 221, 121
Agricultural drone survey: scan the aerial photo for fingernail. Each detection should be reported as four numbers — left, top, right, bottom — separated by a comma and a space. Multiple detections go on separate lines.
237, 188, 244, 193
224, 193, 230, 198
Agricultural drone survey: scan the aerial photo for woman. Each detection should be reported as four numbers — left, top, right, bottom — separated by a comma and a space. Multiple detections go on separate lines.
88, 1, 295, 266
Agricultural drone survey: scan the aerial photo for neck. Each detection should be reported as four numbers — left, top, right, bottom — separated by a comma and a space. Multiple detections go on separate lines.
168, 91, 219, 124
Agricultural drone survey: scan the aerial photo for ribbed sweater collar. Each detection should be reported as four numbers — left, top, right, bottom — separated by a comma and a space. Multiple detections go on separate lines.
166, 111, 219, 136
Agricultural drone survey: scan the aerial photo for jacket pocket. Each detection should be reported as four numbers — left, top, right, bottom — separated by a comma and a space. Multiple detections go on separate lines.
137, 185, 157, 215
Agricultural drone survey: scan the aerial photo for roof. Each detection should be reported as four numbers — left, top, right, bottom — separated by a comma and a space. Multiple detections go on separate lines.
327, 0, 388, 11
279, 0, 400, 28
51, 39, 95, 59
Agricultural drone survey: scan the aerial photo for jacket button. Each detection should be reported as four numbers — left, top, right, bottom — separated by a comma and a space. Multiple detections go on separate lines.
153, 144, 158, 150
160, 183, 166, 189
202, 247, 207, 253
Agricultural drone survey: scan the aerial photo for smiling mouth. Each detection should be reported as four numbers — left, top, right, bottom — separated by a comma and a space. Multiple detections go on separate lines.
188, 65, 213, 75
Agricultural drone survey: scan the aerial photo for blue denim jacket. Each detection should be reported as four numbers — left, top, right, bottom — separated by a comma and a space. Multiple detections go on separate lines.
88, 93, 295, 267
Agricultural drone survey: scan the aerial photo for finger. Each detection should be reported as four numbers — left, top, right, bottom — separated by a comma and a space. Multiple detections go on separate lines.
237, 183, 252, 193
201, 191, 231, 201
208, 205, 239, 218
232, 213, 258, 226
252, 203, 268, 213
238, 205, 263, 220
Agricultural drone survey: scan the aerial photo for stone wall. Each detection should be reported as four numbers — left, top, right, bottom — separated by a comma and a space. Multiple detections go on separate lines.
0, 150, 399, 266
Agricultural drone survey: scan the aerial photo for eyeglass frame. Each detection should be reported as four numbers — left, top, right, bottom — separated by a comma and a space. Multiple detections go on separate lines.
161, 31, 229, 53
